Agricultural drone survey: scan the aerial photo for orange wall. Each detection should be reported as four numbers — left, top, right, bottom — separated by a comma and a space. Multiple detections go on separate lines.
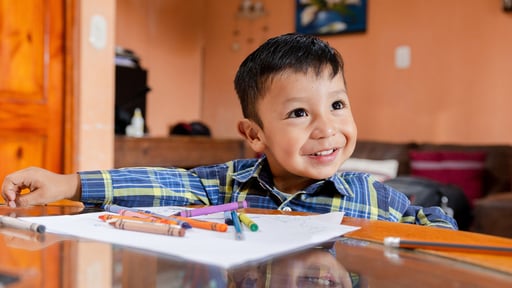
336, 1, 512, 145
116, 0, 206, 137
117, 0, 512, 145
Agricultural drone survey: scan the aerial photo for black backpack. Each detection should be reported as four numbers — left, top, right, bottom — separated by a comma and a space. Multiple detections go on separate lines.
384, 176, 472, 230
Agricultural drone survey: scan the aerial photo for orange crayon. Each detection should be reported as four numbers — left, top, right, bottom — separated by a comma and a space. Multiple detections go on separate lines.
173, 216, 228, 232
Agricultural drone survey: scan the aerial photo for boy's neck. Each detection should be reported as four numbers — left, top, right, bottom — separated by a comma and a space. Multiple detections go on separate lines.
272, 175, 317, 194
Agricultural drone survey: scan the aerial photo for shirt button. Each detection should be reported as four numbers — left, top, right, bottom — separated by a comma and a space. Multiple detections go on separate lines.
282, 207, 292, 212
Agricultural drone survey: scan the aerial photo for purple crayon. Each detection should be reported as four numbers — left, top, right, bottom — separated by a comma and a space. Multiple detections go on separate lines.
173, 200, 248, 218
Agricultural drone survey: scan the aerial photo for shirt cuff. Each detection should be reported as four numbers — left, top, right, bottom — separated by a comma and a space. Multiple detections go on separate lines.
78, 170, 113, 207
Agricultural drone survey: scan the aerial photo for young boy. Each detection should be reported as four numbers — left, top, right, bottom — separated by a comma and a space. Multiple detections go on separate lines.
1, 33, 457, 229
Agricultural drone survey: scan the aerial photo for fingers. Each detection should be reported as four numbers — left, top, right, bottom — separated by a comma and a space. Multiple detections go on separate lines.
15, 191, 49, 207
1, 172, 25, 205
2, 167, 79, 207
1, 172, 20, 207
1, 167, 49, 207
1, 185, 16, 204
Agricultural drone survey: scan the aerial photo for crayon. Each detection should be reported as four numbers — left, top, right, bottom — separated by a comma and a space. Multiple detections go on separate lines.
108, 218, 185, 237
173, 216, 228, 232
173, 201, 247, 218
99, 214, 182, 229
238, 213, 258, 232
103, 204, 130, 214
231, 211, 244, 240
103, 204, 191, 228
224, 211, 234, 225
134, 210, 192, 229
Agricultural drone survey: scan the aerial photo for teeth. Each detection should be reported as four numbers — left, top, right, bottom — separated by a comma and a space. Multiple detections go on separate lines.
313, 149, 334, 156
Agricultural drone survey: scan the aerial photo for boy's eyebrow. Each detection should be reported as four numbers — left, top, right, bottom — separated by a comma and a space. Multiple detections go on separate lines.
281, 94, 311, 104
329, 88, 348, 97
334, 88, 347, 94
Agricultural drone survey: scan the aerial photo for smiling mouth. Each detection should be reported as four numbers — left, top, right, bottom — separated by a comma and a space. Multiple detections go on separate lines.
311, 148, 337, 156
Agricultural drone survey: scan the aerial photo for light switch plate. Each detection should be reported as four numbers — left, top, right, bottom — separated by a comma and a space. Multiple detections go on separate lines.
395, 45, 411, 69
89, 14, 107, 50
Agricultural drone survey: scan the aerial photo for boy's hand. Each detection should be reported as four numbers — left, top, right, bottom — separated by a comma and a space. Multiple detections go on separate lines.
1, 167, 81, 207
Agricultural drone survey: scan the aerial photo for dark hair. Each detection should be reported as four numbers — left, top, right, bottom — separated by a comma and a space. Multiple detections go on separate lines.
234, 33, 346, 127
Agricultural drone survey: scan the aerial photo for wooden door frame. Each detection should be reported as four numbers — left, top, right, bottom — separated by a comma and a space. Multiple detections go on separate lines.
63, 0, 77, 173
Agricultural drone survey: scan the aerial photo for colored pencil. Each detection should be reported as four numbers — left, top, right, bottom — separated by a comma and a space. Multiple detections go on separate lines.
0, 215, 45, 234
384, 237, 512, 256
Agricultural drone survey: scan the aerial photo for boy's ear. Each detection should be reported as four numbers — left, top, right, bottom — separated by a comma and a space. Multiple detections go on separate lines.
237, 119, 265, 153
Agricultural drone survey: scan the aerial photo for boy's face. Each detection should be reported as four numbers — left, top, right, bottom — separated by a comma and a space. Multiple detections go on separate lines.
239, 68, 357, 187
229, 248, 352, 287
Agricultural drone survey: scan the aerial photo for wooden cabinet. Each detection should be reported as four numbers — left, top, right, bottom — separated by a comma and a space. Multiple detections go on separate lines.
114, 136, 253, 168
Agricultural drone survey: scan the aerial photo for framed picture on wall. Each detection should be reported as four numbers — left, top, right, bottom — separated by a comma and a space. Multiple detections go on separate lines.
295, 0, 367, 36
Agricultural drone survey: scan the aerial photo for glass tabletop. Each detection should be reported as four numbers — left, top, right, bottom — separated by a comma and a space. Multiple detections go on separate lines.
0, 205, 511, 287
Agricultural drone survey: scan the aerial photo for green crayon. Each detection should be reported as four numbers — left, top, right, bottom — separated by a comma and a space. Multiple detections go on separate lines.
238, 213, 258, 232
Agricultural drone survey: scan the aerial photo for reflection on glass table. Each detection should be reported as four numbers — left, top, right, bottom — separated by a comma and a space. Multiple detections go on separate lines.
229, 242, 355, 288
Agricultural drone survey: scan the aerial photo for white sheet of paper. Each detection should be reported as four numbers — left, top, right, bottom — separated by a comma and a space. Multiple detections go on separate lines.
21, 208, 360, 268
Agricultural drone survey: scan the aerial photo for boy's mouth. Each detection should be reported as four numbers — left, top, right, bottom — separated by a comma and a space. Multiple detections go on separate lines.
311, 148, 337, 156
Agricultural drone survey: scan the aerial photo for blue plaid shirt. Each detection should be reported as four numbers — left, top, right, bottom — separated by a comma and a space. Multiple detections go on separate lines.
79, 157, 457, 229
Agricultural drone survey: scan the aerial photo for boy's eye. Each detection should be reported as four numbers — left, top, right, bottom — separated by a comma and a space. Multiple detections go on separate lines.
331, 100, 344, 110
287, 108, 308, 118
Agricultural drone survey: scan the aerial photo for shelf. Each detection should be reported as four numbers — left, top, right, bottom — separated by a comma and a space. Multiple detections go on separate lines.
114, 136, 250, 168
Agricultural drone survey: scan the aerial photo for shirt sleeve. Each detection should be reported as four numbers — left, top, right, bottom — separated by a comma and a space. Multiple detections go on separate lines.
79, 167, 211, 207
371, 178, 458, 230
401, 205, 459, 230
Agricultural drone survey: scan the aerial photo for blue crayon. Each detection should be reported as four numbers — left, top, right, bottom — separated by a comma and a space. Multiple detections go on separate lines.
224, 211, 234, 225
231, 210, 244, 241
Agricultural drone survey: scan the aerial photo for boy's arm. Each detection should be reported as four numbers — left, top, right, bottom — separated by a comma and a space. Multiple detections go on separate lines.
372, 180, 458, 230
2, 166, 210, 208
79, 167, 210, 207
401, 205, 459, 230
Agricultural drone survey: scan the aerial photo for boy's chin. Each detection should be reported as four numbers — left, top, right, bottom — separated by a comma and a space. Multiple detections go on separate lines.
303, 167, 340, 180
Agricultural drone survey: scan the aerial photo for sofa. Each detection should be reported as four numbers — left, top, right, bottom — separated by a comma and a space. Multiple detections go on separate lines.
348, 140, 512, 238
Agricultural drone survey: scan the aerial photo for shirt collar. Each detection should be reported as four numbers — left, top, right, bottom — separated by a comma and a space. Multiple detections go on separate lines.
232, 156, 273, 190
328, 173, 355, 197
232, 156, 354, 197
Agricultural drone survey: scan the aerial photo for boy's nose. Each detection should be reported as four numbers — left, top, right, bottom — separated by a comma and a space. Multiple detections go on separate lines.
311, 116, 336, 139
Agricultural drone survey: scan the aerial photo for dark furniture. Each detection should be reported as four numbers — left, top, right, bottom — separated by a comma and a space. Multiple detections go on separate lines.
115, 66, 150, 135
114, 136, 252, 169
351, 140, 512, 237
